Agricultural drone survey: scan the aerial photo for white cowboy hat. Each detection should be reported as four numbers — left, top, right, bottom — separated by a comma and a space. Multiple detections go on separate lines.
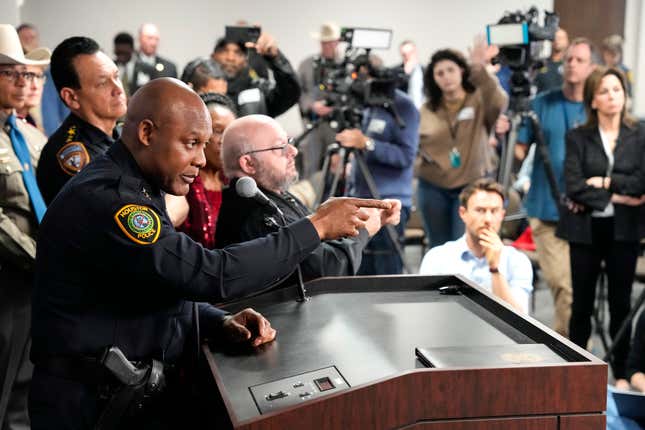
0, 24, 50, 66
311, 22, 341, 43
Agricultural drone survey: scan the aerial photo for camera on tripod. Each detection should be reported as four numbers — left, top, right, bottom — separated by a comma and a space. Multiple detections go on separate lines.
313, 27, 401, 131
487, 6, 559, 107
487, 7, 563, 208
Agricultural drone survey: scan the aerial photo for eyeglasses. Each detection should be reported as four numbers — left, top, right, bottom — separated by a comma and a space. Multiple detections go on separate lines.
0, 70, 46, 83
242, 138, 294, 156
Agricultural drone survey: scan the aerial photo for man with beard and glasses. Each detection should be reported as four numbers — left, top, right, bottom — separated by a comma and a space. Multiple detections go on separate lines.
216, 114, 401, 289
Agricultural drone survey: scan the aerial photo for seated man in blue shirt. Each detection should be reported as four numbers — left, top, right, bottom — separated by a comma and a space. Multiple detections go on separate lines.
419, 178, 533, 313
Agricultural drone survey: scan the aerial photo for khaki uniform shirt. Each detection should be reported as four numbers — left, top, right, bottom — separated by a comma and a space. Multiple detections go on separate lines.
0, 110, 47, 272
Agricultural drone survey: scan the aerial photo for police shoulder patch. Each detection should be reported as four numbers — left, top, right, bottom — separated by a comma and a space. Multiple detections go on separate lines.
56, 141, 90, 176
114, 204, 161, 245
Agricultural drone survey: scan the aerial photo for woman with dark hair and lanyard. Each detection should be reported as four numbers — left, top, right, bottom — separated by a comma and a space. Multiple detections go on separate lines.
415, 37, 507, 248
166, 92, 237, 248
560, 66, 645, 381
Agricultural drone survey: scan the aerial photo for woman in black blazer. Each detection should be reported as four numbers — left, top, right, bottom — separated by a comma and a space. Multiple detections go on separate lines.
561, 66, 645, 381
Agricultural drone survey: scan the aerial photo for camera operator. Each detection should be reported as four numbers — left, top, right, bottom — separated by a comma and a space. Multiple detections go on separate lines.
211, 30, 300, 118
534, 28, 569, 94
516, 37, 598, 338
297, 22, 343, 179
335, 58, 419, 275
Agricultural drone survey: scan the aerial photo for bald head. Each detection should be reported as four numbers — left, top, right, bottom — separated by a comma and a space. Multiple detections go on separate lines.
123, 77, 207, 145
138, 23, 160, 56
221, 115, 279, 177
123, 78, 212, 195
221, 114, 298, 193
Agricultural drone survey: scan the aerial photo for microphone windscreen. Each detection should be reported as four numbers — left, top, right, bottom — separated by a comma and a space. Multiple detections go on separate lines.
235, 176, 258, 198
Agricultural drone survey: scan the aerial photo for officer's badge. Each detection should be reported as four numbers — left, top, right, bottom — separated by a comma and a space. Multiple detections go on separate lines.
114, 204, 161, 245
56, 142, 90, 176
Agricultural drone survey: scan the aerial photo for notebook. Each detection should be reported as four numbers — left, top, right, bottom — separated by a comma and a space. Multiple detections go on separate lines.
415, 343, 565, 368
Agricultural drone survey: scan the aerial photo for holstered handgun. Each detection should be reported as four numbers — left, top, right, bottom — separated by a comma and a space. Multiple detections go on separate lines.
101, 347, 148, 386
94, 347, 166, 430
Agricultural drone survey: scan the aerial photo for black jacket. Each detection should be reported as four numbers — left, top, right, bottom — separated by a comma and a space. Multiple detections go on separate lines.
558, 123, 645, 244
36, 113, 119, 204
130, 54, 178, 94
226, 51, 301, 118
32, 141, 320, 363
216, 178, 369, 289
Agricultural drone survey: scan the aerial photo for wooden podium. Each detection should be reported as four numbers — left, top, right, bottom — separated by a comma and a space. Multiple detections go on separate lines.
201, 275, 607, 429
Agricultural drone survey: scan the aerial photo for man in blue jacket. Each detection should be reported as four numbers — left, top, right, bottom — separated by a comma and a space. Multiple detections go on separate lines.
336, 63, 420, 275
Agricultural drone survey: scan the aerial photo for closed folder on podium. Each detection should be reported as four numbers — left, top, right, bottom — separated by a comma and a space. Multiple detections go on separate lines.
415, 343, 566, 368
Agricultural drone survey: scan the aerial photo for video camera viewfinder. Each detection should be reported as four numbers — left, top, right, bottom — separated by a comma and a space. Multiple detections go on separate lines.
486, 22, 529, 46
487, 7, 559, 110
341, 27, 392, 50
487, 7, 559, 70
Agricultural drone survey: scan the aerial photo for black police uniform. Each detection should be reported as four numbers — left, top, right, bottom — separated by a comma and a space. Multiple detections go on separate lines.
29, 141, 320, 429
217, 177, 368, 290
36, 113, 119, 205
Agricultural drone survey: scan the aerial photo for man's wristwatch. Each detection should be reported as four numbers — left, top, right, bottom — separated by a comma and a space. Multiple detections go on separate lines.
364, 138, 375, 151
489, 266, 499, 273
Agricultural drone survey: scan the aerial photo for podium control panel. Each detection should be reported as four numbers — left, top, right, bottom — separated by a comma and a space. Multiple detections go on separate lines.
250, 366, 349, 414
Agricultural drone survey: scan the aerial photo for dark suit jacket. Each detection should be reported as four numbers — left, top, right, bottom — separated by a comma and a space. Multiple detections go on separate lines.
558, 123, 645, 244
130, 53, 178, 94
216, 178, 369, 290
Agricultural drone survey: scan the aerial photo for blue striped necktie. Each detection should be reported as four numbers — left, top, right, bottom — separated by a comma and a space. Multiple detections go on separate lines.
6, 114, 47, 223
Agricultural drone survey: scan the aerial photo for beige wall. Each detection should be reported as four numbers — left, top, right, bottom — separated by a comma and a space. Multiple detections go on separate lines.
2, 0, 20, 26
19, 0, 556, 133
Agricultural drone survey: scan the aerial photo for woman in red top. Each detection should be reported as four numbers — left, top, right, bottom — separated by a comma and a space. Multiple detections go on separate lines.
174, 92, 237, 247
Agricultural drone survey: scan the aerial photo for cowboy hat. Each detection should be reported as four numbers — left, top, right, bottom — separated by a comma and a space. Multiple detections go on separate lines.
311, 22, 341, 43
0, 24, 50, 66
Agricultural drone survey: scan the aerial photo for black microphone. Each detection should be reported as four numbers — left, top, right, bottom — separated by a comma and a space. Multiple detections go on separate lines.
235, 176, 284, 218
235, 176, 272, 206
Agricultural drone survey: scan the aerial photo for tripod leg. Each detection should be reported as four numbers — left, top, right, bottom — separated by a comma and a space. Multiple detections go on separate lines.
603, 288, 645, 362
353, 151, 414, 274
314, 145, 345, 208
593, 270, 610, 353
497, 113, 522, 193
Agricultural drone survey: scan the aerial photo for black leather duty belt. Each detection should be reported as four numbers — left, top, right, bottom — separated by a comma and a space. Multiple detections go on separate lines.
33, 355, 115, 386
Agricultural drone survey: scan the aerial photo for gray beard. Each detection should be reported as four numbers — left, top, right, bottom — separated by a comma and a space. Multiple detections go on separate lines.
254, 163, 299, 193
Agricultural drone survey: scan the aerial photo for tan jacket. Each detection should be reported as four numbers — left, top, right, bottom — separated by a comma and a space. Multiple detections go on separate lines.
0, 110, 46, 272
415, 65, 507, 189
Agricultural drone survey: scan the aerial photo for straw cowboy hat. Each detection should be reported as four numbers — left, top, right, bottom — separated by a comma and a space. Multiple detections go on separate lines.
311, 22, 341, 42
0, 24, 50, 65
